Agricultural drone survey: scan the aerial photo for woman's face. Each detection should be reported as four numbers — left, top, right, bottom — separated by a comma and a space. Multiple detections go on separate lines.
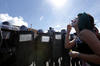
71, 18, 79, 27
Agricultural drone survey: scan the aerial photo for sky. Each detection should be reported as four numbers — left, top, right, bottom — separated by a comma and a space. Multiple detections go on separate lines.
0, 0, 100, 33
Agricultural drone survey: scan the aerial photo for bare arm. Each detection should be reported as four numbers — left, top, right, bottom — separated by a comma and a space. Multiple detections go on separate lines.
65, 25, 75, 49
79, 53, 100, 64
79, 29, 100, 56
69, 51, 100, 64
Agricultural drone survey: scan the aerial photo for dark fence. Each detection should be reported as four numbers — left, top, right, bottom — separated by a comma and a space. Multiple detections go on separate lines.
0, 29, 35, 66
49, 32, 63, 66
15, 31, 35, 66
0, 29, 70, 66
0, 28, 19, 66
35, 33, 52, 66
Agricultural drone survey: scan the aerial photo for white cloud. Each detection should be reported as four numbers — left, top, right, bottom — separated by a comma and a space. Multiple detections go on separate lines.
54, 29, 61, 32
55, 25, 61, 28
40, 16, 44, 21
95, 19, 99, 24
95, 19, 100, 32
70, 28, 75, 34
54, 25, 62, 32
0, 13, 28, 27
44, 30, 48, 33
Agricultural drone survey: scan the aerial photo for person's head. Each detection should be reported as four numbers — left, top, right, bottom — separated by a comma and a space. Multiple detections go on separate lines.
49, 27, 52, 30
37, 29, 43, 34
71, 12, 95, 32
61, 29, 66, 34
2, 21, 10, 25
20, 25, 28, 31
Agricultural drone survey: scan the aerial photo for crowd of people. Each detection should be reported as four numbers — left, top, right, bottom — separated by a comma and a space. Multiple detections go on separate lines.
0, 12, 100, 66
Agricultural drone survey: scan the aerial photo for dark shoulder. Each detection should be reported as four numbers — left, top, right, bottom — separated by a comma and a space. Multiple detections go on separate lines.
79, 29, 94, 36
79, 29, 96, 40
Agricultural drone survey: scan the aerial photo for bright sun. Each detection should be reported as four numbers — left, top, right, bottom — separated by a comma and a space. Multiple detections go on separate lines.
50, 0, 67, 8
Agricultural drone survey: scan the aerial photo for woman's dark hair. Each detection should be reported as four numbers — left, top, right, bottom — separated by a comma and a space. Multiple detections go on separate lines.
77, 13, 95, 31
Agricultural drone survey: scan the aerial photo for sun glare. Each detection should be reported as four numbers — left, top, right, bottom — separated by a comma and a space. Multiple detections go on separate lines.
50, 0, 67, 8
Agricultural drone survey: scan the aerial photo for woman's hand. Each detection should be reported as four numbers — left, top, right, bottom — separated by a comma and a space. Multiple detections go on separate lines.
65, 42, 75, 49
69, 51, 80, 58
65, 24, 75, 49
67, 24, 72, 33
